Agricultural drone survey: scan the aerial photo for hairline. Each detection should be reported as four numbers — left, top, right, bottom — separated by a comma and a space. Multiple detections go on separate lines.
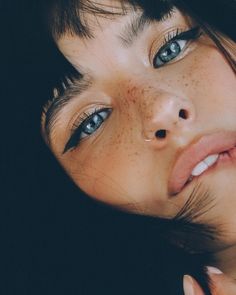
45, 0, 175, 40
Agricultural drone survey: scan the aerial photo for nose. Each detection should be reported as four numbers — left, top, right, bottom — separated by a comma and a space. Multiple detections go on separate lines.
141, 92, 195, 145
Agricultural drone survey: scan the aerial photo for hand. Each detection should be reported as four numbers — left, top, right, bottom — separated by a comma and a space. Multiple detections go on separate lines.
183, 266, 236, 295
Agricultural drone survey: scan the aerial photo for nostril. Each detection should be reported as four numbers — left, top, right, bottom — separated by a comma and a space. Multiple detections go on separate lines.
155, 129, 167, 139
179, 109, 188, 119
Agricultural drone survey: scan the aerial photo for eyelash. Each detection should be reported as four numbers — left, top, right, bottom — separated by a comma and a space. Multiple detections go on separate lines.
63, 27, 201, 154
63, 107, 112, 153
153, 26, 201, 68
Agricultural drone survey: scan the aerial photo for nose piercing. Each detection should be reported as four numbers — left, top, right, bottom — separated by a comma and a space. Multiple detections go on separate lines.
142, 131, 153, 141
143, 129, 167, 142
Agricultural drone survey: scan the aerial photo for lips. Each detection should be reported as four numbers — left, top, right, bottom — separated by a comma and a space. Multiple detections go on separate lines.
168, 131, 236, 195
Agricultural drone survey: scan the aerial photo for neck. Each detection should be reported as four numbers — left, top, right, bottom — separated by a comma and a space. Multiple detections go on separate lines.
214, 244, 236, 279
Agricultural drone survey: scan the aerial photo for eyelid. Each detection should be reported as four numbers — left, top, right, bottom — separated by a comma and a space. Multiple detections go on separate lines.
80, 109, 112, 140
149, 26, 200, 67
149, 27, 185, 62
63, 106, 112, 154
71, 105, 110, 133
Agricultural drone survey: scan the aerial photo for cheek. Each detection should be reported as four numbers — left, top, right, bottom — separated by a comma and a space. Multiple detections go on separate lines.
186, 45, 236, 106
61, 131, 169, 213
66, 140, 147, 204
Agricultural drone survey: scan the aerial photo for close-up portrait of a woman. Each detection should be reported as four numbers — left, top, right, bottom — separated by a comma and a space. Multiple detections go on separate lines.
2, 0, 236, 294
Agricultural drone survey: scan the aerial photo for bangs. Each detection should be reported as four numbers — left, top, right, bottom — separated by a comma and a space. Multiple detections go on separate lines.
44, 0, 174, 40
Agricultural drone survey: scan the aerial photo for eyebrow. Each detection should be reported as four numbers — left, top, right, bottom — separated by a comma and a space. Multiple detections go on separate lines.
118, 8, 175, 47
43, 11, 173, 143
43, 75, 92, 143
118, 12, 152, 47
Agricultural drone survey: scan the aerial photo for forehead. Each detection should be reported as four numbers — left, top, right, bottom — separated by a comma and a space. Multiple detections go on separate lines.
56, 7, 147, 74
56, 7, 186, 75
50, 0, 174, 40
78, 0, 135, 27
57, 9, 144, 51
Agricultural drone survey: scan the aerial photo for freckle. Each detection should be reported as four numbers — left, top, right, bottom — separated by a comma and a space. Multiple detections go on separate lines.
129, 97, 136, 103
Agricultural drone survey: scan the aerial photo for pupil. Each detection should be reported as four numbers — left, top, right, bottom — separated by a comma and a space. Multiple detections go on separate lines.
160, 41, 180, 62
170, 42, 179, 53
84, 114, 102, 134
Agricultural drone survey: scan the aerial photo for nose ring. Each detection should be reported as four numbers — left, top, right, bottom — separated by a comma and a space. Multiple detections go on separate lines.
143, 129, 168, 141
142, 130, 153, 142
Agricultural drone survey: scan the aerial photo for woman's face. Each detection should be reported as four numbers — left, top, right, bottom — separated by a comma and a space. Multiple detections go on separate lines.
42, 2, 236, 245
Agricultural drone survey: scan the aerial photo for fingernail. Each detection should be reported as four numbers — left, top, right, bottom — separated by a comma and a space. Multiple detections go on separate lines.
183, 275, 195, 295
206, 266, 223, 275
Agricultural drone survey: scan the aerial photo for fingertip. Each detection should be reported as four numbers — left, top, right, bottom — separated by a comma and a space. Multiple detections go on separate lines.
183, 275, 195, 295
206, 266, 223, 275
183, 275, 206, 295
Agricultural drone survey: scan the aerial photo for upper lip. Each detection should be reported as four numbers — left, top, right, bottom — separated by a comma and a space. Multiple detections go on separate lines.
168, 131, 236, 195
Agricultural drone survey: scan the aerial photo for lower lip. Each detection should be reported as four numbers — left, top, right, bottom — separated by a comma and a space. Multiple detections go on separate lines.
184, 147, 236, 190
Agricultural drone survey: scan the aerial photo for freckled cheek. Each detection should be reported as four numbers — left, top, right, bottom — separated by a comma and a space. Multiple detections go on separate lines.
77, 139, 144, 197
182, 46, 236, 113
65, 130, 155, 205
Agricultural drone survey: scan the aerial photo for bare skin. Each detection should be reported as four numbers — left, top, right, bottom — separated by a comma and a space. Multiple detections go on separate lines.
41, 1, 236, 292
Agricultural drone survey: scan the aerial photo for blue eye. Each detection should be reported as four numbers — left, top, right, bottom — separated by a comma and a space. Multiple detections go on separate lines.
80, 110, 110, 139
153, 27, 201, 68
63, 108, 111, 153
154, 39, 186, 67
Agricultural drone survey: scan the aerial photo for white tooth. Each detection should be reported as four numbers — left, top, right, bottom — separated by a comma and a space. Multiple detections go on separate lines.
191, 161, 208, 176
203, 154, 219, 166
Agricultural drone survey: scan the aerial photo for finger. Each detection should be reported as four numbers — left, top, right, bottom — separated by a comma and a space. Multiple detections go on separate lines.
183, 275, 205, 295
207, 266, 236, 295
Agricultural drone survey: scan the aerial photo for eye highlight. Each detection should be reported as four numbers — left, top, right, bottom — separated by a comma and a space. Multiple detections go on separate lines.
63, 108, 112, 153
153, 27, 201, 68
